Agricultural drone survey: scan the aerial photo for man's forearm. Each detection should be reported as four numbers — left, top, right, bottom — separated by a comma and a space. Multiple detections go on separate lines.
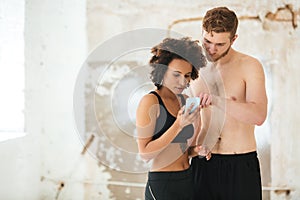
213, 96, 267, 125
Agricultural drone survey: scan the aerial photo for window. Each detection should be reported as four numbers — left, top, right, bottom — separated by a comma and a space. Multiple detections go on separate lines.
0, 0, 25, 142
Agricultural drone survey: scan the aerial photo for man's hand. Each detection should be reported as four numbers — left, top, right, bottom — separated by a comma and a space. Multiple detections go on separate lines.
198, 93, 213, 108
189, 145, 211, 160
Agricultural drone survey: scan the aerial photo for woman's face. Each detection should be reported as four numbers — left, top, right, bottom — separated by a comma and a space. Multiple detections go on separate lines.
162, 58, 193, 94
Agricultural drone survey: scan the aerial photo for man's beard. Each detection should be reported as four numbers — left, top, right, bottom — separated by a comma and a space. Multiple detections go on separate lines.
205, 45, 231, 62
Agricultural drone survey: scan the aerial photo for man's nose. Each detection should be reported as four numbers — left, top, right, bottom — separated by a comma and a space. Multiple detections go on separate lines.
208, 44, 217, 53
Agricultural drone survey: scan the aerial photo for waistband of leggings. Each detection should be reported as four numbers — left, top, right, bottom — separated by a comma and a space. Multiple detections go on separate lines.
211, 151, 257, 160
148, 167, 192, 181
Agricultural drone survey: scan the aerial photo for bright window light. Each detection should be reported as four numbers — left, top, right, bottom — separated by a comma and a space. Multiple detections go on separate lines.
0, 0, 25, 142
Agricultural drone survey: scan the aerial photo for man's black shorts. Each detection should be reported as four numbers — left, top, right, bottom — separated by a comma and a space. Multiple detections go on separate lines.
191, 151, 262, 200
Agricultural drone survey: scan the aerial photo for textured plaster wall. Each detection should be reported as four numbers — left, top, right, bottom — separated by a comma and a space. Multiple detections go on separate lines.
0, 0, 299, 199
87, 1, 300, 200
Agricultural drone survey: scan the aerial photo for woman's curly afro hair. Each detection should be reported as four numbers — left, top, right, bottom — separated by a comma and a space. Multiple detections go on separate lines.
149, 37, 207, 89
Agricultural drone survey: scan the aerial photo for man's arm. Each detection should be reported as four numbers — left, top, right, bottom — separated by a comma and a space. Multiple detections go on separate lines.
214, 58, 268, 125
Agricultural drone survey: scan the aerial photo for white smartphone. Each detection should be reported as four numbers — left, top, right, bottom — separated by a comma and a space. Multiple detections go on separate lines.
185, 97, 201, 114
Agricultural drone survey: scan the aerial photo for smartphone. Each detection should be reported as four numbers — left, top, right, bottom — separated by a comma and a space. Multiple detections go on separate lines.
185, 97, 201, 114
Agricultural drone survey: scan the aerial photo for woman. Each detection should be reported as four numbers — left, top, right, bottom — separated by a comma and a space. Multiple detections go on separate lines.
136, 37, 207, 200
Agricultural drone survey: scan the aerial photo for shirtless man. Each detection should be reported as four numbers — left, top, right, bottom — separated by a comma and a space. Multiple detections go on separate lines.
189, 7, 268, 200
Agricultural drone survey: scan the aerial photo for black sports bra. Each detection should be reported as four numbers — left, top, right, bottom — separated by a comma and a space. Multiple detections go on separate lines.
150, 91, 194, 143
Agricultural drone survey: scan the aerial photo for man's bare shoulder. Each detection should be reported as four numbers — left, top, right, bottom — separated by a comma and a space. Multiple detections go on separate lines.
199, 63, 214, 74
189, 73, 209, 96
237, 52, 262, 67
234, 51, 264, 76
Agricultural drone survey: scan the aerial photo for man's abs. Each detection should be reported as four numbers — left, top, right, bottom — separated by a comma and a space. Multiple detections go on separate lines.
211, 126, 257, 154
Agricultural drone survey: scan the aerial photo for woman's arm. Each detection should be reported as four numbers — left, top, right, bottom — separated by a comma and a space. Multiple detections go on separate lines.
136, 94, 200, 161
136, 94, 182, 161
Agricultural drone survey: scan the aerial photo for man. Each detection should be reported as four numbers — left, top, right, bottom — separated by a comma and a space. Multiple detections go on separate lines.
189, 7, 268, 200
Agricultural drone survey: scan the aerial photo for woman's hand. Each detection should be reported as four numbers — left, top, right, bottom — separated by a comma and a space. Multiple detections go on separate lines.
176, 103, 200, 129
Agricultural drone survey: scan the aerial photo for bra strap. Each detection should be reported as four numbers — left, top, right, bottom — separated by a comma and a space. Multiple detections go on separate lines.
150, 91, 186, 107
177, 94, 186, 106
149, 91, 163, 105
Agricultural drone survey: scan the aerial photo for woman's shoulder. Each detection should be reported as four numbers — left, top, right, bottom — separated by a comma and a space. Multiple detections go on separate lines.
138, 92, 159, 107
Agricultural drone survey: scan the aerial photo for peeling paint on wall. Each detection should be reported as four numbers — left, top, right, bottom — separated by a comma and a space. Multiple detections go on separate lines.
83, 1, 300, 199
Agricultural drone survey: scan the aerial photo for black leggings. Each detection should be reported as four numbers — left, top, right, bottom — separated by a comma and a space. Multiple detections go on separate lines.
145, 167, 194, 200
192, 151, 262, 200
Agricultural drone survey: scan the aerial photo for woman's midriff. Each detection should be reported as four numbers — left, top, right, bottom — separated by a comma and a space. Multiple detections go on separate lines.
150, 152, 190, 172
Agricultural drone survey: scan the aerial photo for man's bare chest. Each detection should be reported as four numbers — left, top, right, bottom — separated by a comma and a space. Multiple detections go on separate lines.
203, 69, 246, 100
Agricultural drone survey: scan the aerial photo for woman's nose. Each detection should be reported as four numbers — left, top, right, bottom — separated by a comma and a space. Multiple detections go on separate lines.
179, 76, 188, 86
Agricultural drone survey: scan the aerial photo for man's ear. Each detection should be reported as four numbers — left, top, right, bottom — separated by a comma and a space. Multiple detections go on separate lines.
231, 34, 238, 44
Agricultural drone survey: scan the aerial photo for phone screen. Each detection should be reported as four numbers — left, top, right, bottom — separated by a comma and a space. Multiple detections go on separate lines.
185, 97, 200, 114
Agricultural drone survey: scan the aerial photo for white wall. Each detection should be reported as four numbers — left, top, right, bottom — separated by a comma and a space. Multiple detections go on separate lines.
23, 0, 113, 199
0, 0, 299, 199
1, 0, 101, 199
